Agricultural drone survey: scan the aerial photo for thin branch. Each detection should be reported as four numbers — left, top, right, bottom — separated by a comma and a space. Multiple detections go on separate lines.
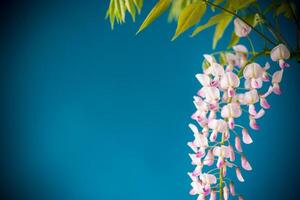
202, 0, 276, 46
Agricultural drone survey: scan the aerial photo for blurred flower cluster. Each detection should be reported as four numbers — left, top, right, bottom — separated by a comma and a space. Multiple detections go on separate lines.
188, 18, 290, 200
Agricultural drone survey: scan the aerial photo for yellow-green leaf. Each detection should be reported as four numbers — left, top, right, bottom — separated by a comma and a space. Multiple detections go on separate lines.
125, 0, 136, 21
244, 13, 260, 27
168, 0, 192, 22
134, 0, 143, 13
227, 31, 239, 49
219, 52, 227, 65
137, 0, 172, 34
106, 0, 117, 29
228, 0, 256, 11
191, 13, 226, 37
213, 14, 233, 49
172, 2, 207, 40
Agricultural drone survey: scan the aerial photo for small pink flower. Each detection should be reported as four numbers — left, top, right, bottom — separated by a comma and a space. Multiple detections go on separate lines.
272, 69, 284, 95
262, 62, 270, 81
235, 167, 245, 182
242, 128, 253, 144
200, 173, 217, 185
230, 181, 236, 196
209, 189, 216, 200
241, 155, 252, 171
228, 145, 235, 162
249, 117, 260, 130
243, 63, 263, 89
270, 44, 290, 68
223, 186, 229, 200
235, 136, 243, 153
203, 150, 214, 166
234, 18, 252, 37
260, 97, 270, 109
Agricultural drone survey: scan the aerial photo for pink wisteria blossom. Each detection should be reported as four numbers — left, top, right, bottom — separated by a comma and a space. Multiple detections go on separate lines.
234, 18, 252, 37
188, 43, 290, 199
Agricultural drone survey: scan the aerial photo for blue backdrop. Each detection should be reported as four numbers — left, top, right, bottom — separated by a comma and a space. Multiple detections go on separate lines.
1, 0, 300, 199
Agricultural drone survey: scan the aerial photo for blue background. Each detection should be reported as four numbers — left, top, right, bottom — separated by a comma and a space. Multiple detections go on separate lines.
1, 0, 300, 199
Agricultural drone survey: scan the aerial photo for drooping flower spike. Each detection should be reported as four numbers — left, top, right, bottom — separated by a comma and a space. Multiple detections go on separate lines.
188, 43, 290, 199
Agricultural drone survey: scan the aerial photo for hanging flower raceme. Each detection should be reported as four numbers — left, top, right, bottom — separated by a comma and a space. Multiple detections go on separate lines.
188, 43, 290, 200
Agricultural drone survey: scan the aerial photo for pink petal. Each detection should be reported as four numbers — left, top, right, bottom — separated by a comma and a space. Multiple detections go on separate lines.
210, 79, 219, 87
260, 97, 270, 109
203, 150, 214, 166
228, 88, 235, 97
208, 111, 216, 120
238, 195, 245, 200
242, 128, 253, 144
254, 109, 265, 119
187, 142, 198, 153
196, 151, 205, 158
262, 73, 270, 82
192, 167, 202, 177
189, 188, 196, 195
272, 84, 282, 95
224, 130, 230, 141
236, 167, 245, 182
209, 131, 218, 142
234, 18, 251, 37
279, 59, 289, 69
196, 74, 211, 86
228, 145, 235, 162
228, 118, 235, 129
272, 70, 284, 84
249, 118, 260, 130
235, 136, 243, 153
222, 166, 227, 176
251, 78, 262, 88
216, 157, 224, 168
209, 189, 216, 200
248, 104, 257, 116
230, 181, 236, 196
189, 124, 199, 134
223, 186, 229, 200
241, 155, 252, 171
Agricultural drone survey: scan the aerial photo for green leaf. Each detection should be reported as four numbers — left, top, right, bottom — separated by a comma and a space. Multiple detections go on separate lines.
227, 0, 256, 11
227, 32, 240, 49
244, 13, 259, 27
168, 0, 192, 22
276, 2, 296, 19
133, 0, 143, 13
191, 13, 226, 36
172, 2, 207, 40
119, 0, 126, 22
125, 0, 136, 21
137, 0, 172, 34
106, 0, 116, 29
219, 52, 227, 65
213, 14, 233, 49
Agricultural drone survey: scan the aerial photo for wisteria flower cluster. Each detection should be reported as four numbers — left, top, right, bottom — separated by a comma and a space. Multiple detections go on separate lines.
188, 19, 290, 200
